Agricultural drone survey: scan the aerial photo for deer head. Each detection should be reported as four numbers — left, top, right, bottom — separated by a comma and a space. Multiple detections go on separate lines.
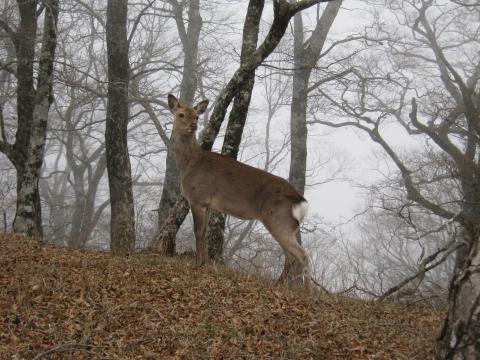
168, 94, 209, 136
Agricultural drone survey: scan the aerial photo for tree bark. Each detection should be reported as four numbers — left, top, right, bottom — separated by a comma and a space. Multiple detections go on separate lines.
152, 197, 190, 253
288, 0, 341, 204
436, 172, 480, 358
206, 0, 265, 261
155, 0, 202, 255
10, 0, 59, 238
436, 222, 480, 359
283, 0, 341, 280
68, 154, 107, 248
106, 0, 135, 255
289, 11, 309, 198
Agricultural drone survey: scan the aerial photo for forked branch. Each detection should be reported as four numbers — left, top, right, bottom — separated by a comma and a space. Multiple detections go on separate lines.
200, 0, 337, 150
378, 239, 463, 301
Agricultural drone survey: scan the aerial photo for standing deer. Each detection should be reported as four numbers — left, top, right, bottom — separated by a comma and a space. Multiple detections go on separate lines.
168, 94, 310, 286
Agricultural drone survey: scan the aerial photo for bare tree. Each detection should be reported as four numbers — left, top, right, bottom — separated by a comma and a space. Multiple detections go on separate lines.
0, 0, 59, 238
105, 0, 135, 254
343, 167, 457, 304
289, 1, 341, 199
37, 0, 114, 248
281, 0, 341, 280
155, 0, 203, 255
313, 0, 480, 357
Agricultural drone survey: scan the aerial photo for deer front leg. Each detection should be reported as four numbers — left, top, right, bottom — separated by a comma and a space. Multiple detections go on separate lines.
191, 205, 208, 267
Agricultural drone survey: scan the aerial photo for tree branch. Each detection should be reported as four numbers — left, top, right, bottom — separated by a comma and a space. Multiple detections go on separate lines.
199, 0, 330, 150
289, 0, 337, 14
378, 239, 463, 301
311, 100, 459, 222
72, 0, 106, 28
0, 103, 14, 164
308, 68, 353, 92
140, 100, 170, 148
127, 0, 155, 46
168, 0, 188, 48
409, 98, 478, 176
0, 19, 18, 47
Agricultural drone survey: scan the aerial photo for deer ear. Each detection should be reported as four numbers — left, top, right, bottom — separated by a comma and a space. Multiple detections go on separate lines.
194, 99, 209, 115
168, 94, 180, 113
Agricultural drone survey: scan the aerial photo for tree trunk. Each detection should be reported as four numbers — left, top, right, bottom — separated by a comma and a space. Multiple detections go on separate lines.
288, 0, 342, 196
155, 0, 202, 255
206, 0, 265, 261
11, 1, 37, 236
436, 222, 480, 359
59, 96, 108, 248
206, 212, 226, 260
437, 178, 480, 358
152, 197, 190, 253
12, 0, 59, 238
68, 154, 107, 248
39, 159, 70, 243
289, 11, 309, 199
286, 12, 310, 278
106, 0, 135, 255
283, 1, 341, 280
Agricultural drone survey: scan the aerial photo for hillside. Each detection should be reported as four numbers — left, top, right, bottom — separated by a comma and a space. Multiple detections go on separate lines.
0, 234, 443, 359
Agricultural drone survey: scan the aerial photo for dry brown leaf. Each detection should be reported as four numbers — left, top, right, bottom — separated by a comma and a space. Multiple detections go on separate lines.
0, 234, 443, 360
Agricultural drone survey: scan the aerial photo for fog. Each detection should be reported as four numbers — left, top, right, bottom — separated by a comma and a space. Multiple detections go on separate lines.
1, 0, 477, 305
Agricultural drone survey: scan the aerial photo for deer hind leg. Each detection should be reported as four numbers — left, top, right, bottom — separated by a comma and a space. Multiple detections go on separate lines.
263, 214, 311, 288
191, 205, 208, 267
281, 233, 311, 289
278, 249, 303, 284
278, 230, 304, 283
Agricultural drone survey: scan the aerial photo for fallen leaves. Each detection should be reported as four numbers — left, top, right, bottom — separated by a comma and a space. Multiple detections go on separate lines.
0, 234, 443, 359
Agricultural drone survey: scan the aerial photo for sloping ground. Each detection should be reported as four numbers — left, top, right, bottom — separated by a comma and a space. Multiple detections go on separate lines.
0, 235, 443, 360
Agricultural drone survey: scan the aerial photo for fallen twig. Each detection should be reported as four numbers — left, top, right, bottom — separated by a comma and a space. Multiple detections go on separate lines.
32, 343, 107, 360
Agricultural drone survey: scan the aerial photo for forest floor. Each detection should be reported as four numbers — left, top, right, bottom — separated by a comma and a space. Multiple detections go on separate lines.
1, 234, 443, 360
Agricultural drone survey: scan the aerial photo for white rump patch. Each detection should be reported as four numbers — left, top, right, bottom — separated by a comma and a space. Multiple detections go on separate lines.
292, 201, 309, 223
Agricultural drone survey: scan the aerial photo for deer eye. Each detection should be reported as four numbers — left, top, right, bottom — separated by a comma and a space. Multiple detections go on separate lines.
178, 113, 185, 118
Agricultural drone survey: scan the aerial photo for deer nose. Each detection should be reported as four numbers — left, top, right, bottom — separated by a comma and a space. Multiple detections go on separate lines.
190, 124, 197, 131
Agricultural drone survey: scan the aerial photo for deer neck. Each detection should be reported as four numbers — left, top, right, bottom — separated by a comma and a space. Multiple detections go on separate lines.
173, 131, 201, 173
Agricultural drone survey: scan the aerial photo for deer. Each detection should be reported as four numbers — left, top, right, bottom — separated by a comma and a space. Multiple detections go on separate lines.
168, 94, 311, 287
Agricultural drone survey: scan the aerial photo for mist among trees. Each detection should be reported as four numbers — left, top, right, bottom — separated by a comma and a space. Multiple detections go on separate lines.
1, 0, 479, 358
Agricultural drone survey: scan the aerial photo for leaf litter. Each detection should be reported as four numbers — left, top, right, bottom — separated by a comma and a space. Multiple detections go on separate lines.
0, 235, 443, 359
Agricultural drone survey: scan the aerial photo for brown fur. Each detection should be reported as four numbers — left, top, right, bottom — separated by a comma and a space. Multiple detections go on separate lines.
168, 94, 310, 287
